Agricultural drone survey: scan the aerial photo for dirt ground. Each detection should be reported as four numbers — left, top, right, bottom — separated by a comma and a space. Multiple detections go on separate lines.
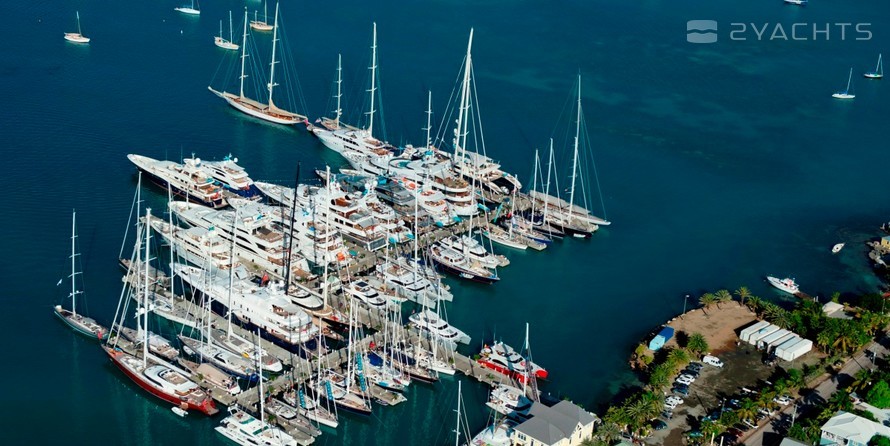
664, 304, 758, 354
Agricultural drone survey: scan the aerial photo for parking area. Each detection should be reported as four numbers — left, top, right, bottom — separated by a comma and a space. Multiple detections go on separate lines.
646, 344, 780, 445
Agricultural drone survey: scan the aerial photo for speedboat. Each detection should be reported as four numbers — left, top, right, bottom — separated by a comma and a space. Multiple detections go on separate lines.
832, 243, 845, 254
784, 0, 807, 5
767, 276, 799, 295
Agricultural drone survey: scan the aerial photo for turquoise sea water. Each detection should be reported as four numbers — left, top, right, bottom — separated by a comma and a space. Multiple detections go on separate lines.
2, 0, 889, 444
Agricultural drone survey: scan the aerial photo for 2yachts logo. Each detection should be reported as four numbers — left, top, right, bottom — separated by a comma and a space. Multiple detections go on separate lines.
687, 20, 873, 43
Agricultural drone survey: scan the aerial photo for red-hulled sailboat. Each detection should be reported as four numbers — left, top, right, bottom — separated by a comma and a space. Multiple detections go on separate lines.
476, 324, 547, 384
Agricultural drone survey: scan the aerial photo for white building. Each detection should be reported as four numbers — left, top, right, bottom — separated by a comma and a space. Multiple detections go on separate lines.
820, 411, 890, 446
511, 401, 598, 446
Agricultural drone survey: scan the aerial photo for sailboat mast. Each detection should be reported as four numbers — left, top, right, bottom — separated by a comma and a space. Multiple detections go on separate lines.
366, 23, 378, 136
846, 67, 853, 91
76, 11, 82, 35
229, 10, 234, 42
544, 140, 555, 223
568, 75, 581, 217
227, 211, 237, 339
424, 91, 432, 148
70, 210, 78, 316
454, 380, 462, 446
453, 29, 474, 164
239, 8, 248, 99
334, 54, 343, 126
267, 2, 281, 107
143, 208, 152, 366
167, 184, 176, 314
258, 333, 266, 427
530, 149, 539, 217
322, 165, 332, 308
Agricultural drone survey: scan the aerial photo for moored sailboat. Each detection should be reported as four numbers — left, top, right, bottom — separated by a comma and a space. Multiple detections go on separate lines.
214, 11, 240, 50
54, 210, 108, 340
63, 11, 90, 43
832, 67, 856, 99
865, 54, 884, 79
209, 5, 307, 125
174, 0, 200, 15
249, 2, 273, 32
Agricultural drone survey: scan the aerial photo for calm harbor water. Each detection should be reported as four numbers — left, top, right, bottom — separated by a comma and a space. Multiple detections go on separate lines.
2, 0, 889, 444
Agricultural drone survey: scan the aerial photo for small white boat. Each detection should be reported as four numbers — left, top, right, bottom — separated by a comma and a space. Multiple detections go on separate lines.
832, 243, 845, 254
64, 11, 90, 43
832, 68, 856, 99
171, 406, 188, 417
250, 2, 273, 31
784, 0, 807, 5
214, 11, 239, 50
767, 276, 800, 295
174, 0, 200, 15
865, 54, 884, 79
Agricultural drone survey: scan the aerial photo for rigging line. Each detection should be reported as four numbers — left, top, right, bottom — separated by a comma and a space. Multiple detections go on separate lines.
469, 65, 489, 158
119, 182, 140, 258
580, 110, 607, 220
435, 56, 465, 148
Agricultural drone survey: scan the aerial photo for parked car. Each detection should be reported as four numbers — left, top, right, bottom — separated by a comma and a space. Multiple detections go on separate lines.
661, 409, 674, 419
688, 362, 703, 371
703, 355, 724, 367
666, 396, 684, 405
676, 375, 695, 386
728, 399, 741, 409
683, 367, 700, 377
773, 395, 793, 406
652, 420, 668, 430
672, 386, 689, 396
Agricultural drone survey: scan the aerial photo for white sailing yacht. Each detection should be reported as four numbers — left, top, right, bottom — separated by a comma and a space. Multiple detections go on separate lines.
54, 210, 108, 340
865, 54, 884, 79
832, 68, 856, 99
310, 23, 395, 155
215, 337, 297, 446
209, 5, 307, 125
448, 29, 521, 200
250, 1, 273, 31
214, 11, 239, 50
64, 11, 90, 43
174, 0, 200, 15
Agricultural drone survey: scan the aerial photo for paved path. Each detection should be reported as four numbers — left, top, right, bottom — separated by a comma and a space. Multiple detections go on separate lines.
743, 342, 886, 445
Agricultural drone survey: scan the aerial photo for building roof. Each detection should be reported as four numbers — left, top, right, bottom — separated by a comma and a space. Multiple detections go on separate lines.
779, 438, 811, 446
821, 411, 890, 445
514, 401, 597, 444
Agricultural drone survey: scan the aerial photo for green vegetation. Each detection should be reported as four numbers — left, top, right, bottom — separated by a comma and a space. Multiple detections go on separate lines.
687, 333, 709, 355
867, 380, 890, 409
870, 435, 890, 446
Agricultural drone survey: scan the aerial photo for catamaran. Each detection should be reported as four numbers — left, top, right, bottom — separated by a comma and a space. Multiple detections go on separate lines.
832, 68, 856, 99
249, 1, 273, 31
214, 11, 239, 50
174, 0, 200, 15
865, 54, 884, 79
54, 211, 108, 340
64, 11, 90, 43
209, 5, 307, 125
127, 154, 226, 209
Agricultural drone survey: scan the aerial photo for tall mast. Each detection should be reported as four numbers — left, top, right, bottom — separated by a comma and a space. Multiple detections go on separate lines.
238, 8, 249, 99
267, 2, 281, 107
70, 210, 79, 316
229, 10, 234, 42
454, 381, 462, 446
334, 54, 342, 127
219, 20, 223, 40
568, 75, 581, 218
544, 139, 554, 223
424, 91, 432, 148
257, 332, 267, 428
846, 67, 853, 92
167, 184, 175, 314
143, 208, 152, 367
530, 149, 539, 217
76, 11, 82, 35
453, 29, 474, 164
227, 211, 237, 339
322, 165, 332, 308
366, 23, 378, 136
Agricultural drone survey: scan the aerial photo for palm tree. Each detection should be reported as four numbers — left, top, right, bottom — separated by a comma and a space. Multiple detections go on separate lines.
734, 286, 751, 307
667, 348, 690, 369
816, 329, 834, 354
736, 398, 758, 423
850, 369, 872, 393
594, 422, 622, 444
714, 289, 733, 309
699, 293, 717, 315
639, 391, 664, 420
771, 309, 791, 329
746, 296, 764, 314
687, 332, 709, 355
762, 303, 784, 322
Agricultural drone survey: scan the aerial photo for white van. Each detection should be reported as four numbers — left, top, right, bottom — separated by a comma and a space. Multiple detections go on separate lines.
703, 355, 724, 368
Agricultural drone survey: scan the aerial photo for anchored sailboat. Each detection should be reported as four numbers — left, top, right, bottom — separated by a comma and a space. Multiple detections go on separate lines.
174, 0, 200, 15
832, 67, 856, 99
209, 5, 307, 125
54, 210, 108, 340
865, 54, 884, 79
64, 11, 90, 43
250, 1, 273, 31
214, 11, 239, 50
